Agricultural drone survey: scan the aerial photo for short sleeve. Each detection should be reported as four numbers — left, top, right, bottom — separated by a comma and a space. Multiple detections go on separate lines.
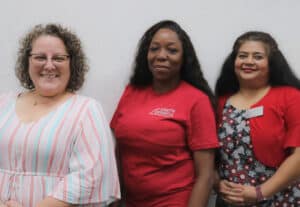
0, 92, 15, 107
50, 100, 120, 206
110, 85, 132, 130
187, 95, 219, 150
283, 88, 300, 148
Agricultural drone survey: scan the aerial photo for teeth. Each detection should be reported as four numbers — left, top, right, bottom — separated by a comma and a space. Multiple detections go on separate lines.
41, 74, 57, 78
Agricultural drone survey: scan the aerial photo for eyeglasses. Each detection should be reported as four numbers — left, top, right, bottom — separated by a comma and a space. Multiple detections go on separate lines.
29, 53, 70, 65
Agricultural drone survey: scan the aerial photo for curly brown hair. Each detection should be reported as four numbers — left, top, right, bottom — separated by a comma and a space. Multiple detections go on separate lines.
15, 23, 88, 91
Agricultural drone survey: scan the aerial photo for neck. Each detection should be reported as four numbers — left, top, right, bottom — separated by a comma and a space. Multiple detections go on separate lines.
31, 90, 69, 106
152, 79, 181, 94
238, 85, 270, 98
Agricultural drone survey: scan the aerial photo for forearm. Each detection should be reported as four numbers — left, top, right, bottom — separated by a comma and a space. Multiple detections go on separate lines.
188, 174, 214, 207
189, 149, 216, 207
213, 170, 221, 192
35, 197, 71, 207
260, 148, 300, 198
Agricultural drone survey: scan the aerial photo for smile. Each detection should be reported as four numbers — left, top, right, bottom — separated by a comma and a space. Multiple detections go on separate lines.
241, 68, 257, 72
40, 74, 59, 78
153, 65, 169, 70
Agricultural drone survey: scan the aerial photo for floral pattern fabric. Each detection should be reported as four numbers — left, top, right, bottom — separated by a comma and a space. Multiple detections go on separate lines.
218, 102, 300, 207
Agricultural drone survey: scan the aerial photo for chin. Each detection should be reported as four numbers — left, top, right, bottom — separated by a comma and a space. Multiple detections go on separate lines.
36, 87, 66, 97
238, 74, 259, 80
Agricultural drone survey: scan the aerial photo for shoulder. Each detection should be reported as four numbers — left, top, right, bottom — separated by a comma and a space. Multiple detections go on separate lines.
70, 95, 111, 127
0, 91, 18, 105
270, 86, 299, 94
180, 81, 210, 101
120, 84, 149, 100
71, 94, 104, 115
0, 91, 17, 98
267, 86, 300, 103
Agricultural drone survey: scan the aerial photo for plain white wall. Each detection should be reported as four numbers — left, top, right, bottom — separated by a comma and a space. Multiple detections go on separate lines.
0, 1, 300, 205
1, 0, 300, 119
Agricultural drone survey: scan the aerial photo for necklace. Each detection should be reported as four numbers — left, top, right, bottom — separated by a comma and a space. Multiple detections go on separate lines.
31, 91, 68, 106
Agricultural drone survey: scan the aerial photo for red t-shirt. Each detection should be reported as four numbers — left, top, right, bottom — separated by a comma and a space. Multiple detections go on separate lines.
218, 86, 300, 167
111, 81, 219, 206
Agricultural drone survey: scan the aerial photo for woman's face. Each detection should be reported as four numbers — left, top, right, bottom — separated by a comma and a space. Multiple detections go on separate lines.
234, 40, 269, 86
147, 28, 183, 84
29, 35, 70, 97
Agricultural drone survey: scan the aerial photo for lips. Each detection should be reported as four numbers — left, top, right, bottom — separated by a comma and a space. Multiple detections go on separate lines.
40, 73, 59, 78
241, 67, 257, 73
153, 65, 169, 71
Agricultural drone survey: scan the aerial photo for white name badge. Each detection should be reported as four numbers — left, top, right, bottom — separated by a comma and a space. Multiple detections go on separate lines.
245, 106, 264, 119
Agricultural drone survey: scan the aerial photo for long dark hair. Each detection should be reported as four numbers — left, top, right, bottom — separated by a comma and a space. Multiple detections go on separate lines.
130, 20, 216, 109
215, 31, 300, 97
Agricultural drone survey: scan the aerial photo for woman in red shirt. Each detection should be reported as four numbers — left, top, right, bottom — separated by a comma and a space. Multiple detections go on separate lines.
111, 20, 219, 207
215, 31, 300, 206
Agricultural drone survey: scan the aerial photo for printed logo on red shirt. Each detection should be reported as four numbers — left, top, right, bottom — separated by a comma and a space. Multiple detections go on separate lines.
149, 108, 175, 118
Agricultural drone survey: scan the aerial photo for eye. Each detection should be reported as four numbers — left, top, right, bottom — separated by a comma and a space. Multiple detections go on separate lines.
53, 56, 67, 62
33, 55, 46, 61
149, 46, 159, 52
254, 55, 264, 60
237, 54, 247, 59
167, 48, 178, 54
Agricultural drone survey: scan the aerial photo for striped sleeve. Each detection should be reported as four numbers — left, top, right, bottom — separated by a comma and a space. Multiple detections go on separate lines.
50, 99, 120, 206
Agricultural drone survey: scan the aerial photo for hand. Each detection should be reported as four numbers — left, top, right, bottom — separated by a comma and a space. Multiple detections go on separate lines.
218, 180, 257, 206
5, 200, 23, 207
237, 185, 257, 204
0, 200, 8, 207
218, 180, 243, 205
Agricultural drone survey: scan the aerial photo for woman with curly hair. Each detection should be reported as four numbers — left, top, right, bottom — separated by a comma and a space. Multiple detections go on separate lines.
110, 20, 219, 207
0, 23, 120, 207
215, 31, 300, 206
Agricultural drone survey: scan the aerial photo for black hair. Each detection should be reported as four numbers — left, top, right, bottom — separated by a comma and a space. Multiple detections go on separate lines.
130, 20, 216, 109
215, 31, 300, 96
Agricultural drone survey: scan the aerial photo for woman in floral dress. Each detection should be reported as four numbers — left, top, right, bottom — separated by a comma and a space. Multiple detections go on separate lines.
214, 31, 300, 207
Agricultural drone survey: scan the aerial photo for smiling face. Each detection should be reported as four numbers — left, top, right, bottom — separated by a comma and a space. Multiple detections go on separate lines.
234, 40, 269, 87
29, 35, 70, 97
147, 28, 183, 86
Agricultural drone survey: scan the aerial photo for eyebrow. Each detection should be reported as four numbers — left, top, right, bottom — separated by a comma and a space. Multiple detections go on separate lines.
238, 51, 266, 55
30, 53, 69, 56
150, 41, 179, 45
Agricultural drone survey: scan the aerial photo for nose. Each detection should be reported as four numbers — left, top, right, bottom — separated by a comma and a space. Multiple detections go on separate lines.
245, 56, 254, 64
44, 57, 56, 69
156, 49, 167, 61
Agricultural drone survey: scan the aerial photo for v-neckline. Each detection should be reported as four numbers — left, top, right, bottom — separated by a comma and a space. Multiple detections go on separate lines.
13, 93, 76, 125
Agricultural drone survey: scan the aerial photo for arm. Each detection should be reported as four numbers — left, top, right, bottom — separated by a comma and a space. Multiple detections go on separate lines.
220, 147, 300, 205
5, 197, 71, 207
188, 149, 216, 207
35, 197, 71, 207
221, 89, 300, 205
0, 200, 7, 207
256, 147, 300, 199
43, 101, 119, 206
213, 169, 221, 192
109, 143, 123, 207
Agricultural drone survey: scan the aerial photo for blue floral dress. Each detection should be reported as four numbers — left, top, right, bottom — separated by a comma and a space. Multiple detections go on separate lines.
217, 102, 300, 207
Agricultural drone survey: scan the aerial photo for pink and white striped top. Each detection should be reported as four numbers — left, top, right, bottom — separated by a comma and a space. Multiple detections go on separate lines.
0, 92, 120, 207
